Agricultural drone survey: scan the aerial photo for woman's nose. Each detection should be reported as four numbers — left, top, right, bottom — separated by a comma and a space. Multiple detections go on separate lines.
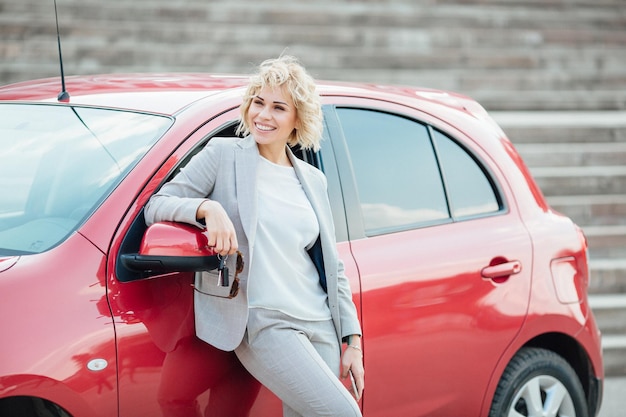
258, 105, 271, 119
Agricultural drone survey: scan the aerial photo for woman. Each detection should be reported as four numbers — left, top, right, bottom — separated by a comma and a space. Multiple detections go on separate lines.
145, 55, 364, 416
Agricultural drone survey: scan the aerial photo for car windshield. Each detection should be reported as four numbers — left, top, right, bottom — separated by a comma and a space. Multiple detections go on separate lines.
0, 104, 172, 255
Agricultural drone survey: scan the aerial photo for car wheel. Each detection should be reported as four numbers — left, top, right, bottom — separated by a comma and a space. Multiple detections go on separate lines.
0, 397, 71, 417
489, 347, 588, 417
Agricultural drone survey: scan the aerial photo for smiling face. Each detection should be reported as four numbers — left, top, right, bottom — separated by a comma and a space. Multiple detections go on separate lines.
247, 86, 299, 159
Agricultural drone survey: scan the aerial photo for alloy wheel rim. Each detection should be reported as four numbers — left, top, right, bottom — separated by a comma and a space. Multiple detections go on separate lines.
508, 375, 576, 417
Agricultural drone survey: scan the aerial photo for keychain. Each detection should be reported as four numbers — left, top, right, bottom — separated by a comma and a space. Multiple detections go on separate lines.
217, 254, 229, 287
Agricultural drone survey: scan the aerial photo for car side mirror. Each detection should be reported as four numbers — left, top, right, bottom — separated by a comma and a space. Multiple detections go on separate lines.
119, 221, 220, 281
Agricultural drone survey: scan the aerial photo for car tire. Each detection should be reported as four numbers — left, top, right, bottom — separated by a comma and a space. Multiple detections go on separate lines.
0, 397, 70, 417
489, 347, 588, 417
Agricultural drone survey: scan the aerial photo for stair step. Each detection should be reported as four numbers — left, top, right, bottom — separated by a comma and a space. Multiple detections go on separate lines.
547, 194, 626, 226
529, 166, 626, 196
589, 248, 626, 260
516, 143, 626, 167
584, 225, 626, 259
589, 259, 626, 294
492, 111, 626, 128
505, 124, 626, 142
492, 111, 626, 142
590, 296, 626, 376
600, 335, 626, 377
590, 295, 626, 334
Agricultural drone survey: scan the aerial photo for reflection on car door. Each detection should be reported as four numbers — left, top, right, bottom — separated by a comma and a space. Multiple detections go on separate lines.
330, 105, 533, 417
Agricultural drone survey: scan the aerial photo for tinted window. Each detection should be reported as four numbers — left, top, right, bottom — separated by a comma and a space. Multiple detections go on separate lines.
337, 108, 449, 234
337, 108, 501, 235
433, 129, 500, 218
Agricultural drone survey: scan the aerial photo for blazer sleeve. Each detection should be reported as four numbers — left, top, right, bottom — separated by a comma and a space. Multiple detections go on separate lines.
144, 139, 223, 227
337, 255, 362, 340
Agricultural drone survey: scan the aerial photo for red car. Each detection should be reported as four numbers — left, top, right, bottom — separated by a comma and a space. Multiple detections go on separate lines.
0, 74, 603, 417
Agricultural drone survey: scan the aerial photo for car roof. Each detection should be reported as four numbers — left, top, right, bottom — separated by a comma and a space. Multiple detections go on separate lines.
0, 73, 249, 115
0, 73, 485, 119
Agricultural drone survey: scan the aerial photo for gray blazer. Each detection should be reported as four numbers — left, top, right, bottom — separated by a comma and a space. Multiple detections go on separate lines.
144, 135, 361, 351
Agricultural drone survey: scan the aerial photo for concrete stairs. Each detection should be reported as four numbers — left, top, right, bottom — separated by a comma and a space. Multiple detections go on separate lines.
1, 0, 626, 111
493, 111, 626, 377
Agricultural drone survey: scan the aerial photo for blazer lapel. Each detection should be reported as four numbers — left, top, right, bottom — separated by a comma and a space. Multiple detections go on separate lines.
235, 136, 259, 247
288, 148, 331, 242
289, 148, 340, 323
288, 148, 316, 215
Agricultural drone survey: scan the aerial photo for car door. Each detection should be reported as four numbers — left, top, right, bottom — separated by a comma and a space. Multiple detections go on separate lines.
324, 100, 533, 417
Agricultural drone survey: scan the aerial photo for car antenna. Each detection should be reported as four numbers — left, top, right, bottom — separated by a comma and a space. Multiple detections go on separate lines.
54, 0, 70, 102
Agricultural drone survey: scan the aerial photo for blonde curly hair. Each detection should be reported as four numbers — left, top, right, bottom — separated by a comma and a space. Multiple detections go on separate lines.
236, 55, 324, 151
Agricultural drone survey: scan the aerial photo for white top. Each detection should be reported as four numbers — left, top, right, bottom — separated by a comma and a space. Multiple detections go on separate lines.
247, 155, 332, 321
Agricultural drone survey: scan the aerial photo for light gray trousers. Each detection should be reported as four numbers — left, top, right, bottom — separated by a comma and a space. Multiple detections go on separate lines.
235, 308, 362, 417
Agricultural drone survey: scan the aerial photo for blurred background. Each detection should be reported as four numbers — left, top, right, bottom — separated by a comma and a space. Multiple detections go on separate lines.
2, 0, 625, 111
2, 0, 626, 410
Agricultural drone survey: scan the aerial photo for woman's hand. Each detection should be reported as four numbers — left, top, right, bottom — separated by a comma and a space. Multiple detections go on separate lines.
196, 200, 238, 256
341, 335, 364, 401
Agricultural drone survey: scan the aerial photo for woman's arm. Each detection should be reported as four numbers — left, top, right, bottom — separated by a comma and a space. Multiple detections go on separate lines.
145, 141, 221, 227
145, 139, 238, 255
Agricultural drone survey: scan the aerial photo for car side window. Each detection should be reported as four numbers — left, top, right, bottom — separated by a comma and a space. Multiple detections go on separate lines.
336, 108, 501, 236
432, 129, 501, 218
336, 108, 449, 235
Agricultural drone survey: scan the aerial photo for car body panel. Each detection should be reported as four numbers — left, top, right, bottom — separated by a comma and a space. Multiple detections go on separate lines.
0, 233, 117, 417
351, 215, 533, 416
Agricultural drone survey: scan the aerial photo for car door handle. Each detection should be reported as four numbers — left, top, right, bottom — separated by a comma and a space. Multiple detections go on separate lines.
481, 260, 522, 281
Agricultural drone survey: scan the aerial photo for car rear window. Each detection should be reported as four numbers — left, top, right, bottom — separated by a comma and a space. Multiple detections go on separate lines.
0, 104, 172, 255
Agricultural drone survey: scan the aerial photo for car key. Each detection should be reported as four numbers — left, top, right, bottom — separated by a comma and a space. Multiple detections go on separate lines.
218, 255, 229, 287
